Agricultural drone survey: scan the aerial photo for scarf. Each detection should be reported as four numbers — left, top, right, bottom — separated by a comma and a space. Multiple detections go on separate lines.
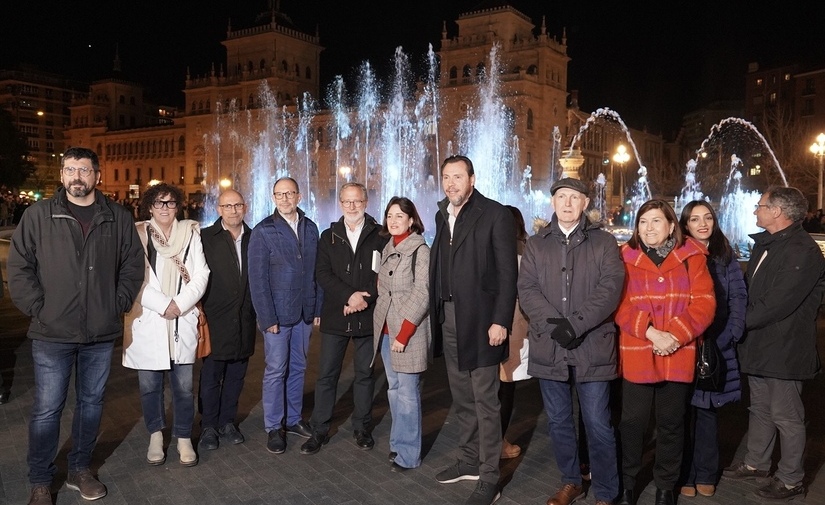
147, 218, 197, 298
641, 236, 676, 267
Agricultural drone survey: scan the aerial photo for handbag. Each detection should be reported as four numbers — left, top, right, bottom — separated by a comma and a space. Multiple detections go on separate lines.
695, 336, 726, 392
195, 302, 211, 358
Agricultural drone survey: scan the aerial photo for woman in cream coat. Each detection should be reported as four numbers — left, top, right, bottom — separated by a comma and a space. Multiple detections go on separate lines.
373, 197, 431, 472
123, 183, 210, 467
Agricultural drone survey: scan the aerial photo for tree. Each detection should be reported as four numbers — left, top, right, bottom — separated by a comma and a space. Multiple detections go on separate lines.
0, 108, 35, 190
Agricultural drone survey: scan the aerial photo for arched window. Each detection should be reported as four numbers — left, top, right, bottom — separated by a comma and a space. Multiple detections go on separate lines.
198, 101, 203, 111
260, 59, 266, 70
205, 101, 210, 112
247, 61, 253, 72
512, 66, 521, 74
236, 63, 242, 75
191, 101, 196, 113
178, 136, 185, 152
129, 96, 136, 105
476, 62, 485, 76
527, 64, 538, 75
165, 139, 170, 152
248, 94, 254, 108
527, 109, 534, 131
462, 65, 472, 77
295, 63, 300, 75
449, 66, 457, 79
281, 60, 288, 72
305, 67, 311, 79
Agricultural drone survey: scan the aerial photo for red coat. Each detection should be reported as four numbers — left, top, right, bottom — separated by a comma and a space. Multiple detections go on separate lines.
616, 237, 716, 384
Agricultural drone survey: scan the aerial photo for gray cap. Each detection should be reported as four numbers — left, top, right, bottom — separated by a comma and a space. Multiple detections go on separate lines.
550, 177, 589, 196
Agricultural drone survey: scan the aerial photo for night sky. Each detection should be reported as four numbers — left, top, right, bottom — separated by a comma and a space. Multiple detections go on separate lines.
3, 0, 824, 137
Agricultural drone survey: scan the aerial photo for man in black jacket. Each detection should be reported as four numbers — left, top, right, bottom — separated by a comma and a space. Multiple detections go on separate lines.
429, 155, 517, 505
301, 182, 387, 455
8, 147, 144, 505
723, 186, 825, 501
197, 189, 257, 451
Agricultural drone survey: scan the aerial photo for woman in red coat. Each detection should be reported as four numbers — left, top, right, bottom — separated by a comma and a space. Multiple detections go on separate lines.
615, 200, 716, 505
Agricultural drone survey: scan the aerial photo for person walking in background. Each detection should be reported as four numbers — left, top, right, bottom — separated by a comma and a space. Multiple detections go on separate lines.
615, 199, 715, 505
198, 190, 257, 451
430, 155, 517, 505
372, 196, 431, 472
123, 183, 210, 468
677, 201, 747, 498
249, 177, 321, 454
722, 187, 825, 501
301, 182, 386, 455
8, 147, 144, 505
498, 205, 530, 460
518, 178, 625, 505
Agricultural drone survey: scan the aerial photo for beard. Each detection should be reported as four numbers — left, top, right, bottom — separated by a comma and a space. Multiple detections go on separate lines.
65, 178, 95, 198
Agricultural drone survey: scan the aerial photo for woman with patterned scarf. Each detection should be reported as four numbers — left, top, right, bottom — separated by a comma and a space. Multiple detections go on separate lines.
123, 183, 210, 467
614, 199, 715, 505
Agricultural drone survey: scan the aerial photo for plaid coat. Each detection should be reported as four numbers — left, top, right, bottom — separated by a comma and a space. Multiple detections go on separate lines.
616, 237, 716, 384
373, 233, 431, 373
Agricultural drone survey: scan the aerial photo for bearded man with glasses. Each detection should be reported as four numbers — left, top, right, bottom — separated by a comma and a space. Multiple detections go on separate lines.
8, 147, 144, 505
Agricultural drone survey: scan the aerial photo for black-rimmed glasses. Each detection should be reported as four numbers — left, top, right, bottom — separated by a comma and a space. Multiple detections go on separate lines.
152, 200, 178, 209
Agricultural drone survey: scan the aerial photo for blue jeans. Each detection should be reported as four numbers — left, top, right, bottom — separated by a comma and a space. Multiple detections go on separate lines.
682, 406, 719, 486
28, 339, 114, 485
262, 322, 312, 432
539, 368, 619, 502
380, 335, 422, 468
138, 363, 194, 438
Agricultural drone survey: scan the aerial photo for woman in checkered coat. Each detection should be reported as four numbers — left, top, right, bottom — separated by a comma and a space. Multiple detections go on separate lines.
373, 196, 431, 472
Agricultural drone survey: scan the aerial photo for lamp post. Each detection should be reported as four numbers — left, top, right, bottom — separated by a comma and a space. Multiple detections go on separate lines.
810, 133, 825, 211
613, 144, 630, 210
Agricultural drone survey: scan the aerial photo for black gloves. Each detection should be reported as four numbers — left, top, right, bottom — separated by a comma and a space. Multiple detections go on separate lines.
546, 317, 584, 350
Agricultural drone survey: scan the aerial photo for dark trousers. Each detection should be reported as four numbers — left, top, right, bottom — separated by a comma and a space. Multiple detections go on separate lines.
619, 379, 690, 491
309, 332, 375, 435
198, 356, 249, 429
442, 301, 501, 484
681, 405, 719, 486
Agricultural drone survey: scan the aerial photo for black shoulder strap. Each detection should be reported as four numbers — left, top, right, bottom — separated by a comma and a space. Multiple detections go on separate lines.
410, 243, 425, 282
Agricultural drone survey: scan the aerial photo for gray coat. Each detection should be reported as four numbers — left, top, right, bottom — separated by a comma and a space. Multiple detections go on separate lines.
518, 214, 625, 382
373, 233, 431, 373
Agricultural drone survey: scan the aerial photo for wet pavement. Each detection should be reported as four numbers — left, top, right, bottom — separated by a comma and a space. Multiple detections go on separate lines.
1, 226, 824, 504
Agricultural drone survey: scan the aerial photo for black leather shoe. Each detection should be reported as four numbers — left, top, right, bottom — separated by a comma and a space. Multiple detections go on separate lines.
390, 461, 411, 473
285, 420, 313, 438
654, 488, 675, 505
300, 433, 327, 455
388, 451, 397, 463
198, 427, 219, 451
617, 489, 634, 505
353, 430, 374, 450
266, 430, 286, 454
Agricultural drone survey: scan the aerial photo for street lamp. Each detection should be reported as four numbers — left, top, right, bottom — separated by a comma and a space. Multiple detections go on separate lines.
613, 144, 630, 210
810, 133, 825, 211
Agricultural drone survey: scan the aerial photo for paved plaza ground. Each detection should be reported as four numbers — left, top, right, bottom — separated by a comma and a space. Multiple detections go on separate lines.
1, 227, 824, 505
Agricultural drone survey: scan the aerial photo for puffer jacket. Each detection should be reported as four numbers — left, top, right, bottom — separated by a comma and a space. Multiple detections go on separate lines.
8, 187, 144, 343
519, 214, 625, 382
691, 255, 747, 408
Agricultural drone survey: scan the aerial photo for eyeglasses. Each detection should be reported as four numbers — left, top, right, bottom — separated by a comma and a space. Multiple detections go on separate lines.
152, 200, 178, 209
63, 166, 95, 176
218, 203, 245, 211
273, 191, 298, 200
340, 199, 366, 207
754, 204, 772, 210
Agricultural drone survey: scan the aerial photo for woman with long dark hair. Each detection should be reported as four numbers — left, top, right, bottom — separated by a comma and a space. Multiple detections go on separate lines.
677, 201, 746, 498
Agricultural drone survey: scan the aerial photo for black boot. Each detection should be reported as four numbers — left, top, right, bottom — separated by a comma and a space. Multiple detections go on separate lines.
655, 488, 675, 505
617, 489, 634, 505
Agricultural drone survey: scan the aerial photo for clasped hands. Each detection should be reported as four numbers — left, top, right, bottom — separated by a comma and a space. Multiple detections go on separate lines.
161, 300, 181, 320
343, 291, 370, 315
546, 317, 584, 350
646, 326, 680, 356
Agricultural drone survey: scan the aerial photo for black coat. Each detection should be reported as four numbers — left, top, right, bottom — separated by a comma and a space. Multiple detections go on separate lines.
316, 214, 388, 337
429, 189, 518, 371
200, 219, 257, 360
740, 222, 825, 380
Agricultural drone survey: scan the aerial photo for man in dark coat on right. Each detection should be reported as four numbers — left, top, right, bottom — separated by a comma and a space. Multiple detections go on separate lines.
198, 189, 257, 450
723, 186, 825, 501
430, 155, 517, 505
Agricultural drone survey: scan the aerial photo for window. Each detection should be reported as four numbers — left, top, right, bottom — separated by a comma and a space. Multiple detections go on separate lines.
178, 136, 185, 152
756, 78, 763, 86
295, 63, 300, 75
148, 167, 154, 180
130, 96, 136, 105
527, 64, 538, 75
768, 92, 777, 105
784, 73, 791, 81
449, 66, 457, 79
803, 98, 815, 116
260, 59, 266, 70
125, 168, 130, 181
306, 67, 312, 79
119, 95, 125, 104
463, 65, 472, 77
526, 109, 534, 131
114, 169, 119, 181
476, 62, 484, 77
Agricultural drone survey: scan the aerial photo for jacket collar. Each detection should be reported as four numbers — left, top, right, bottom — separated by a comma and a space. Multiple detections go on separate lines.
52, 187, 113, 220
749, 221, 803, 247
